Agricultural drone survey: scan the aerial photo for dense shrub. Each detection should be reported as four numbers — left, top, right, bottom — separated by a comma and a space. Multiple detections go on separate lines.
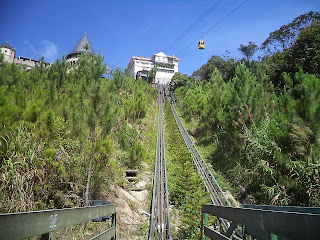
0, 52, 154, 212
174, 64, 320, 206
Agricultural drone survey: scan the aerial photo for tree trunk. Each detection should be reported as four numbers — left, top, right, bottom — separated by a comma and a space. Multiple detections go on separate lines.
85, 127, 95, 206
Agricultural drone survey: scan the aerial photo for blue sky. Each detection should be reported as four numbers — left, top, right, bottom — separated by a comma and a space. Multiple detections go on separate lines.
1, 0, 319, 75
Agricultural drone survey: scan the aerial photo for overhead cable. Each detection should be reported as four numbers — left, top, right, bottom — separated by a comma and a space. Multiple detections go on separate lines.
177, 0, 249, 55
163, 0, 224, 53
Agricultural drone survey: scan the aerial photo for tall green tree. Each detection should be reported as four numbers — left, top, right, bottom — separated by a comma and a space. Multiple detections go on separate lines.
290, 21, 320, 75
191, 55, 236, 81
170, 72, 190, 91
74, 51, 109, 206
261, 11, 320, 54
260, 20, 320, 90
238, 42, 258, 62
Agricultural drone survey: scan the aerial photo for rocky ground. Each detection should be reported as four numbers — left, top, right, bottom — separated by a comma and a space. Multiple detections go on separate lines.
109, 162, 152, 240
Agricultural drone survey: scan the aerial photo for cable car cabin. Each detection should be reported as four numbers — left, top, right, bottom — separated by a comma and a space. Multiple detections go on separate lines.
198, 40, 205, 50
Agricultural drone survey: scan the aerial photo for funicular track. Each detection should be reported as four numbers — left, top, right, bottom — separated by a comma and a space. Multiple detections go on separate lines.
164, 85, 241, 239
149, 85, 172, 240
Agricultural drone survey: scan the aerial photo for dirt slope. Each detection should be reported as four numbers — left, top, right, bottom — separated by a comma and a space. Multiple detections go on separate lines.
109, 162, 152, 240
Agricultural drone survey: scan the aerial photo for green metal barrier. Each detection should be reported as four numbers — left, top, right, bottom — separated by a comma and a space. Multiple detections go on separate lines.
0, 204, 117, 240
201, 204, 320, 240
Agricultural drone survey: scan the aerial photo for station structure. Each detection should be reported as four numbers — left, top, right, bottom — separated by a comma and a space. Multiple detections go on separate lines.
126, 52, 180, 84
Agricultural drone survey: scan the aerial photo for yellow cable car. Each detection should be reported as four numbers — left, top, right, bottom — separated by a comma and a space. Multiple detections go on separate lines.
198, 39, 205, 50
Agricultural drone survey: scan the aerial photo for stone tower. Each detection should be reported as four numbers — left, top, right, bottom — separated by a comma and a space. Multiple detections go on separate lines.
0, 42, 16, 63
66, 33, 95, 66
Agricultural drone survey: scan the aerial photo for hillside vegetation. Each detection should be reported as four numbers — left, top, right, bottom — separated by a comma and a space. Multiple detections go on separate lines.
0, 51, 157, 213
0, 12, 319, 239
170, 13, 320, 207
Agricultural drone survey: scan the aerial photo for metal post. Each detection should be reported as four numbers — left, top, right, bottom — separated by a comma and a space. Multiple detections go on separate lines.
242, 225, 246, 240
205, 213, 209, 240
200, 212, 204, 240
111, 213, 116, 240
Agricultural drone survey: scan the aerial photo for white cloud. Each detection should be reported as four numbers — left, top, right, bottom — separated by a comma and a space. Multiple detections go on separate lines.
23, 40, 59, 63
39, 40, 58, 63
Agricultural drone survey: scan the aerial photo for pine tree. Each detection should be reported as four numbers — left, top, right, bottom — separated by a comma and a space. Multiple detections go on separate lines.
73, 51, 108, 206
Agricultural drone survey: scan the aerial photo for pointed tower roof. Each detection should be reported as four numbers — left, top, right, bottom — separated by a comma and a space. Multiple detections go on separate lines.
67, 33, 95, 58
0, 42, 16, 52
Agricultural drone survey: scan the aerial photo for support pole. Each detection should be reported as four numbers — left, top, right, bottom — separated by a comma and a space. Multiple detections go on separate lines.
205, 213, 209, 240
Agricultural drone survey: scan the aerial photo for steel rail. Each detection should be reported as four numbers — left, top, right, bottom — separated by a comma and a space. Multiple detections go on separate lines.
164, 85, 243, 239
165, 85, 230, 207
169, 96, 231, 230
149, 115, 159, 238
175, 112, 229, 206
149, 85, 172, 240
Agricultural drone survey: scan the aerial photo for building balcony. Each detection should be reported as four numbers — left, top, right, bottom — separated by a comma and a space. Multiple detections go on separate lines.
155, 62, 174, 69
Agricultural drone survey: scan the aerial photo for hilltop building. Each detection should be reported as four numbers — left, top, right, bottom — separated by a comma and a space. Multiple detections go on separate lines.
0, 42, 51, 70
0, 42, 15, 63
127, 52, 180, 84
0, 33, 96, 70
66, 32, 95, 67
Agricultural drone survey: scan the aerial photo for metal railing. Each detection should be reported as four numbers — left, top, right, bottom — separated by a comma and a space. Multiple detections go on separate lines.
201, 204, 320, 240
0, 204, 117, 240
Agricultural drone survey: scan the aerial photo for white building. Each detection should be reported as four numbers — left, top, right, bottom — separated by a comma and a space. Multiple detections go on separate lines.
126, 52, 180, 85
